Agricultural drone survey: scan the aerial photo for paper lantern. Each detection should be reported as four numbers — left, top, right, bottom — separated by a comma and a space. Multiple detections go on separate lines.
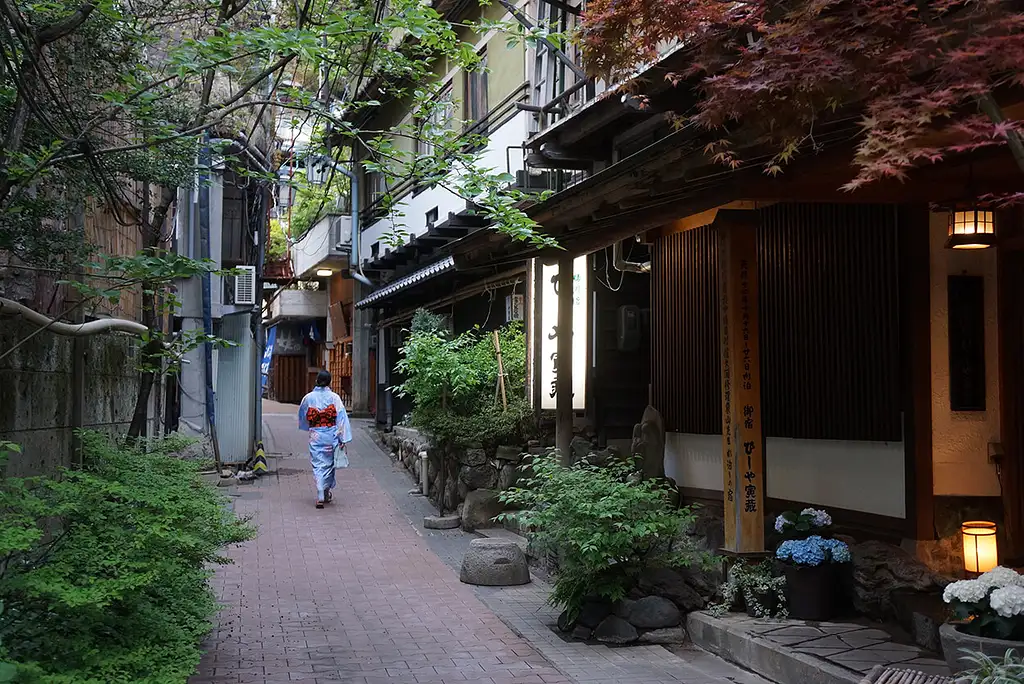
962, 521, 998, 574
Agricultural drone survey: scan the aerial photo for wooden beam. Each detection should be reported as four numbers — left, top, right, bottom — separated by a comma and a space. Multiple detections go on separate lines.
715, 210, 765, 554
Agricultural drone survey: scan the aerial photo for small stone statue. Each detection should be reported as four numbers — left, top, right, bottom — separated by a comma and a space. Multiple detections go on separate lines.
631, 405, 666, 481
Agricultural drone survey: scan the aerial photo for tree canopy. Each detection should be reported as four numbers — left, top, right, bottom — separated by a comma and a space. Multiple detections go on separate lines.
0, 0, 551, 269
580, 0, 1024, 190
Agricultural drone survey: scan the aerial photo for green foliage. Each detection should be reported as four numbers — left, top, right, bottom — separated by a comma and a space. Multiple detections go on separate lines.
394, 315, 532, 448
959, 650, 1024, 684
498, 452, 700, 618
711, 560, 788, 619
287, 172, 349, 241
0, 432, 255, 683
267, 219, 289, 262
410, 309, 448, 335
414, 398, 535, 449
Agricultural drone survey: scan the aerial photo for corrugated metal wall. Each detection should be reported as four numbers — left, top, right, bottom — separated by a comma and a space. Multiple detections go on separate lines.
215, 312, 256, 463
651, 203, 902, 442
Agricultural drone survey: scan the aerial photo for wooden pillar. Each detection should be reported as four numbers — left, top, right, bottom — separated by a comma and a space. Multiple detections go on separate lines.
716, 211, 765, 554
998, 220, 1024, 563
556, 253, 575, 464
898, 205, 935, 541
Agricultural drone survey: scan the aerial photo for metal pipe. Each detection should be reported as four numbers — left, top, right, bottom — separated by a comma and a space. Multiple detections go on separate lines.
198, 133, 222, 469
0, 297, 150, 336
612, 239, 650, 274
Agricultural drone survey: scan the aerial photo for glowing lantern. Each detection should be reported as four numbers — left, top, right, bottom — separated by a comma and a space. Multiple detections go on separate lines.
946, 207, 996, 250
962, 521, 998, 574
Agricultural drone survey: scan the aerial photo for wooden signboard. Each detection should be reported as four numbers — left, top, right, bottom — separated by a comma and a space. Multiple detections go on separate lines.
717, 213, 765, 554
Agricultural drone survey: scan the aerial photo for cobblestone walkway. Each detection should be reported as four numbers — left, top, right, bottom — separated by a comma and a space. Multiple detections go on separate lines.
191, 411, 771, 684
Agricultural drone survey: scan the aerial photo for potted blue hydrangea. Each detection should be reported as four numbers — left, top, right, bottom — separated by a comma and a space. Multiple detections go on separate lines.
776, 535, 851, 621
773, 507, 834, 545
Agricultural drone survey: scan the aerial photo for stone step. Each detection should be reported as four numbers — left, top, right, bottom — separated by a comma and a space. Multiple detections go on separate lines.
688, 613, 950, 684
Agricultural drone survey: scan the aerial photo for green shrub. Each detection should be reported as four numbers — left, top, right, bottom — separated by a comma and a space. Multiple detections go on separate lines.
413, 398, 535, 449
394, 315, 532, 447
498, 451, 701, 619
0, 432, 255, 683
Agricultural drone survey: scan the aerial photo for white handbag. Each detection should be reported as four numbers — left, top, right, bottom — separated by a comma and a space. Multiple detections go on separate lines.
333, 442, 349, 469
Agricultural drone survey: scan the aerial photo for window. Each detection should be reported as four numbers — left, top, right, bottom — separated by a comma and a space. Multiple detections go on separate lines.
416, 84, 454, 158
415, 85, 454, 194
367, 170, 387, 207
464, 51, 488, 132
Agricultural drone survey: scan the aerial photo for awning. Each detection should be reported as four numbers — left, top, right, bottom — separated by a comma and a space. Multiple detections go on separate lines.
355, 256, 455, 309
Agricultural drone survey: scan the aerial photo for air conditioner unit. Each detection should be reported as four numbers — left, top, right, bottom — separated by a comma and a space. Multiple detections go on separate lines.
506, 294, 524, 322
233, 266, 257, 306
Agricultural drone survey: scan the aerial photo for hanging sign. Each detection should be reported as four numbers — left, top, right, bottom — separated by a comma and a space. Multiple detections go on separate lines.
261, 325, 277, 390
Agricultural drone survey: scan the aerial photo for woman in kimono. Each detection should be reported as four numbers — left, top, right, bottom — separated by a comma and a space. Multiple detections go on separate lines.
298, 370, 353, 508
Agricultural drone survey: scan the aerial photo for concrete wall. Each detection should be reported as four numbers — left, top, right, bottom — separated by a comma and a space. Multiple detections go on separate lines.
665, 432, 906, 519
928, 211, 1002, 496
0, 319, 140, 477
268, 288, 328, 321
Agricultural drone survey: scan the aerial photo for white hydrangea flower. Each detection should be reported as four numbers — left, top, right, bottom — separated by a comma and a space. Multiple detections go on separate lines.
989, 585, 1024, 618
978, 566, 1024, 590
943, 578, 989, 604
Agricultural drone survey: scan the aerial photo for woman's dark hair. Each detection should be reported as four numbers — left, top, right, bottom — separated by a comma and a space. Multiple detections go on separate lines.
316, 370, 332, 387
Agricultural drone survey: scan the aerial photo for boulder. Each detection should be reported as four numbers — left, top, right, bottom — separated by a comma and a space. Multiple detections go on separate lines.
461, 448, 488, 467
637, 567, 707, 613
495, 445, 523, 462
626, 596, 682, 629
850, 540, 949, 620
593, 616, 639, 645
584, 446, 623, 467
578, 600, 613, 629
613, 598, 636, 619
461, 489, 504, 532
639, 627, 687, 645
570, 436, 593, 464
497, 463, 518, 491
572, 624, 593, 641
459, 463, 498, 490
557, 610, 575, 632
460, 539, 530, 586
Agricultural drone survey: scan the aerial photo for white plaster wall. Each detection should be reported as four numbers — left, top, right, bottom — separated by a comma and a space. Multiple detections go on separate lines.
929, 211, 1001, 496
360, 110, 531, 252
666, 432, 906, 518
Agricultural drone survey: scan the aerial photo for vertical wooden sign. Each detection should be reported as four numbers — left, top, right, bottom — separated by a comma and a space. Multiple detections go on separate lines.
718, 213, 765, 554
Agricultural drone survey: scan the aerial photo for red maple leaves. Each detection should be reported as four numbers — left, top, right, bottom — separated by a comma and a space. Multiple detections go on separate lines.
580, 0, 1024, 190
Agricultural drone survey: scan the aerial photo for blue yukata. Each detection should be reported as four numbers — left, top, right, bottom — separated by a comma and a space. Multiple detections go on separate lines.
298, 386, 353, 502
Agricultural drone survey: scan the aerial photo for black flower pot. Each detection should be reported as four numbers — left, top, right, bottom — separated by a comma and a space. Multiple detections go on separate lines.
783, 564, 839, 621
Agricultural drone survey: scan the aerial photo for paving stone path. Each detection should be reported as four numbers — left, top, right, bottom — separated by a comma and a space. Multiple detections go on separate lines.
191, 408, 772, 684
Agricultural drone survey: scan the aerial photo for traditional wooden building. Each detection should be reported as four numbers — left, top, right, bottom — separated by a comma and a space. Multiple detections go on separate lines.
450, 39, 1024, 568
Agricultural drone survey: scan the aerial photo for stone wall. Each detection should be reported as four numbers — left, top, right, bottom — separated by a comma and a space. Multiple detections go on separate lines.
0, 319, 141, 476
379, 426, 526, 522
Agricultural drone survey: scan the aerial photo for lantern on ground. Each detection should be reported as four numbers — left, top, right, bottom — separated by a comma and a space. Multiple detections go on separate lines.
962, 521, 998, 574
946, 206, 997, 250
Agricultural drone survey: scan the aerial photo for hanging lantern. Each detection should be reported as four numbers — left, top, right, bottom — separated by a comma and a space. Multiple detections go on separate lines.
961, 521, 998, 574
946, 206, 997, 250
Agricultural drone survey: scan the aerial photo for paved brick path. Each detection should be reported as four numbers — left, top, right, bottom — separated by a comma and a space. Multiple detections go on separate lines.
192, 411, 771, 684
190, 415, 570, 684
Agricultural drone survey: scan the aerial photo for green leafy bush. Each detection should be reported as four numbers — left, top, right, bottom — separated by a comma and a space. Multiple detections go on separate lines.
498, 451, 700, 619
393, 315, 532, 447
0, 433, 254, 683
